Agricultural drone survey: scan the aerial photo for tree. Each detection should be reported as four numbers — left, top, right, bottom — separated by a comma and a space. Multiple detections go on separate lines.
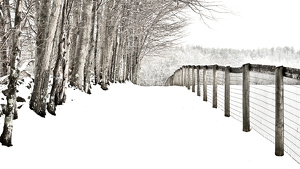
0, 0, 12, 77
30, 0, 63, 117
47, 0, 68, 115
69, 0, 93, 90
83, 0, 97, 94
0, 0, 23, 147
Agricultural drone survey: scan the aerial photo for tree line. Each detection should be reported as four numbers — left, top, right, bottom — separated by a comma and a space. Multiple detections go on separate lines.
0, 0, 226, 146
139, 46, 300, 86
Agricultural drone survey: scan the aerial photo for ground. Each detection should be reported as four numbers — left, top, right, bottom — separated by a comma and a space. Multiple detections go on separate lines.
0, 81, 299, 169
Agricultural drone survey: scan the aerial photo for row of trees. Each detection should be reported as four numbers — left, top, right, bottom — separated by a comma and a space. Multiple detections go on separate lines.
0, 0, 225, 146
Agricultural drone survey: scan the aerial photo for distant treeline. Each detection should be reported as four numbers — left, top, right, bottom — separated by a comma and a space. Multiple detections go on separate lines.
139, 46, 300, 86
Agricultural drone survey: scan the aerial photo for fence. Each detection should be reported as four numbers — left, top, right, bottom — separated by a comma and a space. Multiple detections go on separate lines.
165, 64, 300, 164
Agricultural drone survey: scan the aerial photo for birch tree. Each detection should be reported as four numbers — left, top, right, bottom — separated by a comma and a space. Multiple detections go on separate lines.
0, 0, 11, 77
0, 0, 23, 147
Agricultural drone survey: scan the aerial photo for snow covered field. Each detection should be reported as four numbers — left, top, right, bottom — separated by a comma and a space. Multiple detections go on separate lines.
0, 82, 299, 169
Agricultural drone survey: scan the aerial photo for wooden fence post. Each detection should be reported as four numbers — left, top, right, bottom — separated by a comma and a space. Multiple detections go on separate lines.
184, 66, 186, 88
187, 66, 190, 90
181, 67, 184, 86
243, 63, 250, 132
203, 66, 207, 101
197, 66, 200, 96
213, 65, 217, 108
225, 66, 230, 117
174, 70, 178, 86
275, 66, 284, 156
192, 66, 195, 93
182, 66, 186, 86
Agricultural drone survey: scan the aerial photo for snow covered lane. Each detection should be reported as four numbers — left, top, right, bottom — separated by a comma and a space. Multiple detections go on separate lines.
0, 82, 299, 169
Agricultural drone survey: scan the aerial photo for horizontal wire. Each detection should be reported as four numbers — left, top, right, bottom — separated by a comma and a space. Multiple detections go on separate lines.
250, 96, 275, 107
230, 91, 243, 96
284, 137, 300, 151
283, 96, 300, 104
250, 121, 274, 138
251, 85, 276, 90
285, 85, 300, 89
284, 89, 300, 96
284, 138, 300, 156
250, 102, 275, 118
250, 76, 275, 82
250, 90, 275, 100
231, 113, 242, 120
231, 105, 242, 112
251, 86, 275, 93
284, 103, 300, 114
230, 87, 242, 92
284, 110, 300, 119
284, 143, 300, 158
250, 122, 274, 139
283, 95, 300, 103
230, 99, 242, 105
250, 113, 275, 129
284, 123, 300, 138
284, 116, 300, 127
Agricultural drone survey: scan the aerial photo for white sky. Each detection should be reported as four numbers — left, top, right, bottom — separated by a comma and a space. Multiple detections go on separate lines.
182, 0, 300, 50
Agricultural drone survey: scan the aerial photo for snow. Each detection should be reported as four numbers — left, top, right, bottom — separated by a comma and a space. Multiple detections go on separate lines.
0, 82, 299, 168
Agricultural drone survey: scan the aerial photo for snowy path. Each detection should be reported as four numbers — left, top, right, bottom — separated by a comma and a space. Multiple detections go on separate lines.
0, 83, 299, 169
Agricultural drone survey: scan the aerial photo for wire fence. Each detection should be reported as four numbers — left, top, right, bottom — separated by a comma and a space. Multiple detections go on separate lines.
230, 73, 243, 122
249, 72, 276, 144
165, 64, 300, 164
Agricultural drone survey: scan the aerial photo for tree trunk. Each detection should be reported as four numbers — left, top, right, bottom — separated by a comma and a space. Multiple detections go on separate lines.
70, 0, 93, 90
94, 6, 101, 85
84, 0, 96, 94
0, 0, 22, 147
110, 34, 118, 83
69, 0, 81, 82
47, 0, 66, 115
115, 31, 124, 83
30, 0, 62, 117
0, 0, 11, 77
101, 0, 121, 90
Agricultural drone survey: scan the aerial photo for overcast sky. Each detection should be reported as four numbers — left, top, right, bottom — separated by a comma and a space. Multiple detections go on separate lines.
182, 0, 300, 50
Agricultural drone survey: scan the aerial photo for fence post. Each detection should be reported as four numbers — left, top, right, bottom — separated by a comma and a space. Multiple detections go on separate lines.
181, 67, 184, 86
197, 66, 200, 96
175, 70, 179, 85
213, 65, 217, 108
170, 75, 174, 86
183, 66, 186, 87
192, 66, 195, 93
243, 63, 250, 132
275, 66, 284, 156
187, 66, 190, 90
225, 66, 230, 117
203, 66, 207, 101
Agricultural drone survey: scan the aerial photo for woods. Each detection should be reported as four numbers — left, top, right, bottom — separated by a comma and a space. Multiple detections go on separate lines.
0, 0, 225, 146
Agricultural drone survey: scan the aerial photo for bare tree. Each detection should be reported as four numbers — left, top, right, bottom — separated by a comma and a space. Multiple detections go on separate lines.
0, 0, 12, 77
0, 0, 23, 147
70, 0, 93, 90
47, 0, 67, 115
30, 0, 63, 117
84, 0, 97, 94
